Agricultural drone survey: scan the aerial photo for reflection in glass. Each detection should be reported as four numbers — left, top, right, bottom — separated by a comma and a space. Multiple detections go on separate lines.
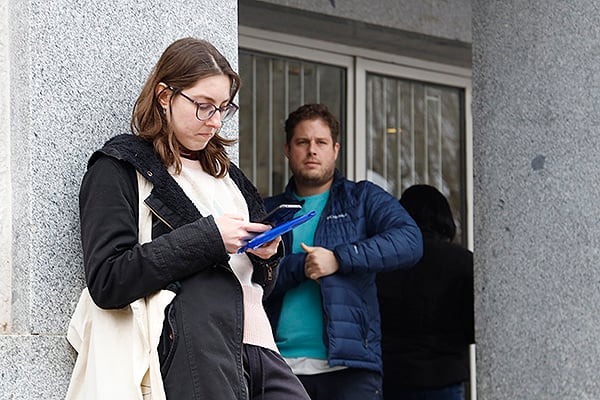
366, 73, 466, 243
239, 50, 346, 197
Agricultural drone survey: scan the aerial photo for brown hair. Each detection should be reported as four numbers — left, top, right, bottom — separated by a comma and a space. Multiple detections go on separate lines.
131, 37, 241, 177
284, 103, 340, 145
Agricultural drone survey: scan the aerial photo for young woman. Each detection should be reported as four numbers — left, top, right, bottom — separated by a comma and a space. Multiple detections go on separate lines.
70, 38, 310, 400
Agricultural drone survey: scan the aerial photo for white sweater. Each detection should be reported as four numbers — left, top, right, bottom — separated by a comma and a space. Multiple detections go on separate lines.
171, 158, 277, 352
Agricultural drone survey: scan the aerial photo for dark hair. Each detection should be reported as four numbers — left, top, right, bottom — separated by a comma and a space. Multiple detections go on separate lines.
400, 184, 457, 241
131, 37, 241, 177
284, 103, 339, 145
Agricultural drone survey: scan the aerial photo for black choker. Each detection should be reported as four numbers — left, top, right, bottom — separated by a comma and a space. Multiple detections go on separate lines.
180, 149, 200, 160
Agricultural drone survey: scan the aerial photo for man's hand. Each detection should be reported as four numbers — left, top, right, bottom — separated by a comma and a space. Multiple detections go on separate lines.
301, 243, 339, 280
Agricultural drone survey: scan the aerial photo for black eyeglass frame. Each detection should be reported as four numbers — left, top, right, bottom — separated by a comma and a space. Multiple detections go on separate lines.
166, 85, 239, 122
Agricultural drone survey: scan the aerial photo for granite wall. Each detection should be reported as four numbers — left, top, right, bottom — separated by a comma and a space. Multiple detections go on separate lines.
0, 1, 238, 398
472, 1, 600, 398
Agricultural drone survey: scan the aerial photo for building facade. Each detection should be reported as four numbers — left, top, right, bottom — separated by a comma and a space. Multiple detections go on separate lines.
237, 0, 473, 247
2, 0, 599, 399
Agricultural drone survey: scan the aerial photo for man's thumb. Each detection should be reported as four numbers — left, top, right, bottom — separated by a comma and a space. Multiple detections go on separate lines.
300, 243, 314, 253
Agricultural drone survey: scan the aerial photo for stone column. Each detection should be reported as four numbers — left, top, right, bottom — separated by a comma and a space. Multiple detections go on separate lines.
473, 1, 600, 398
0, 1, 239, 398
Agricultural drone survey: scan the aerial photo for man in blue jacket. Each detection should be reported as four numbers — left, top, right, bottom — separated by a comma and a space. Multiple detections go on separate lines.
264, 103, 423, 400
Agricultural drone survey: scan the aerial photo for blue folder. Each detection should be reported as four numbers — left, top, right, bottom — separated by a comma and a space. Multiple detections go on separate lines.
238, 210, 316, 253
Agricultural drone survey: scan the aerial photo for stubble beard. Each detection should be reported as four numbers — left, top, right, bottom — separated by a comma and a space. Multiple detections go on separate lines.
292, 164, 335, 190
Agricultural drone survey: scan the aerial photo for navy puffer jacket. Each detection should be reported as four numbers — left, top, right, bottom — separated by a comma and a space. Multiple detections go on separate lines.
264, 171, 423, 373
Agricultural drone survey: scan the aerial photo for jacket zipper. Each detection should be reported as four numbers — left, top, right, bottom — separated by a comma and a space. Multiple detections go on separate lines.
145, 201, 175, 230
146, 195, 246, 396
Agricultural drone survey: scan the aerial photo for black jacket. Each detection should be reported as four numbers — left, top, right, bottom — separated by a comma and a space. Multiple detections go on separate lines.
79, 134, 280, 399
376, 231, 474, 388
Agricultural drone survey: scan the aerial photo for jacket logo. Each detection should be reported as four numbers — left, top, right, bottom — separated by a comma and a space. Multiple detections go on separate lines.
326, 213, 348, 220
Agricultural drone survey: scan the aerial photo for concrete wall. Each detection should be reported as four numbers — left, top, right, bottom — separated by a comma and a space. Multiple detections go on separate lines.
0, 1, 238, 398
239, 0, 472, 68
472, 1, 600, 398
259, 0, 472, 43
0, 1, 11, 335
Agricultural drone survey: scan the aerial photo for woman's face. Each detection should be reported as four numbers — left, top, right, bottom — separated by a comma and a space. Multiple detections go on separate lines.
159, 75, 232, 151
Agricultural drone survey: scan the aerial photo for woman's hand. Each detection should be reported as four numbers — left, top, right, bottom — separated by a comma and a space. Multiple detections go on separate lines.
246, 236, 282, 259
214, 214, 274, 254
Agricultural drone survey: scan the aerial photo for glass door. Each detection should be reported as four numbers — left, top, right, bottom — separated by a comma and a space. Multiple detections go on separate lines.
357, 59, 472, 246
238, 49, 347, 197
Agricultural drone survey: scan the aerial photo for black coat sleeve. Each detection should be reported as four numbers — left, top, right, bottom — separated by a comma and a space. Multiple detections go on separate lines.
79, 156, 229, 309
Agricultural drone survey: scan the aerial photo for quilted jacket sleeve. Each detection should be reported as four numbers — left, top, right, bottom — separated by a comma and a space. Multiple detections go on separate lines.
333, 182, 423, 274
80, 156, 229, 309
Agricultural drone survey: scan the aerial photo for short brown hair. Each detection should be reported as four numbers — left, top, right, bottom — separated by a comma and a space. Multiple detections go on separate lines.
284, 103, 340, 145
131, 37, 241, 177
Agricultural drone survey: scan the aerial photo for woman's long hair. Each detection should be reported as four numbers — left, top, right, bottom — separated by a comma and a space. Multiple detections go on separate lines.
131, 37, 240, 177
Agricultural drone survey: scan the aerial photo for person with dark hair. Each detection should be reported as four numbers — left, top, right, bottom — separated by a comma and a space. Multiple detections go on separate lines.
66, 38, 310, 400
264, 103, 423, 400
377, 184, 474, 400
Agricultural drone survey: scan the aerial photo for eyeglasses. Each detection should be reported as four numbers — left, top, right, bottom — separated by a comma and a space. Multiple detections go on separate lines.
167, 86, 239, 122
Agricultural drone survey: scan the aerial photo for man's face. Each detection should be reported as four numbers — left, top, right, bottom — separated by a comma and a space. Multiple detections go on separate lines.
285, 118, 340, 195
